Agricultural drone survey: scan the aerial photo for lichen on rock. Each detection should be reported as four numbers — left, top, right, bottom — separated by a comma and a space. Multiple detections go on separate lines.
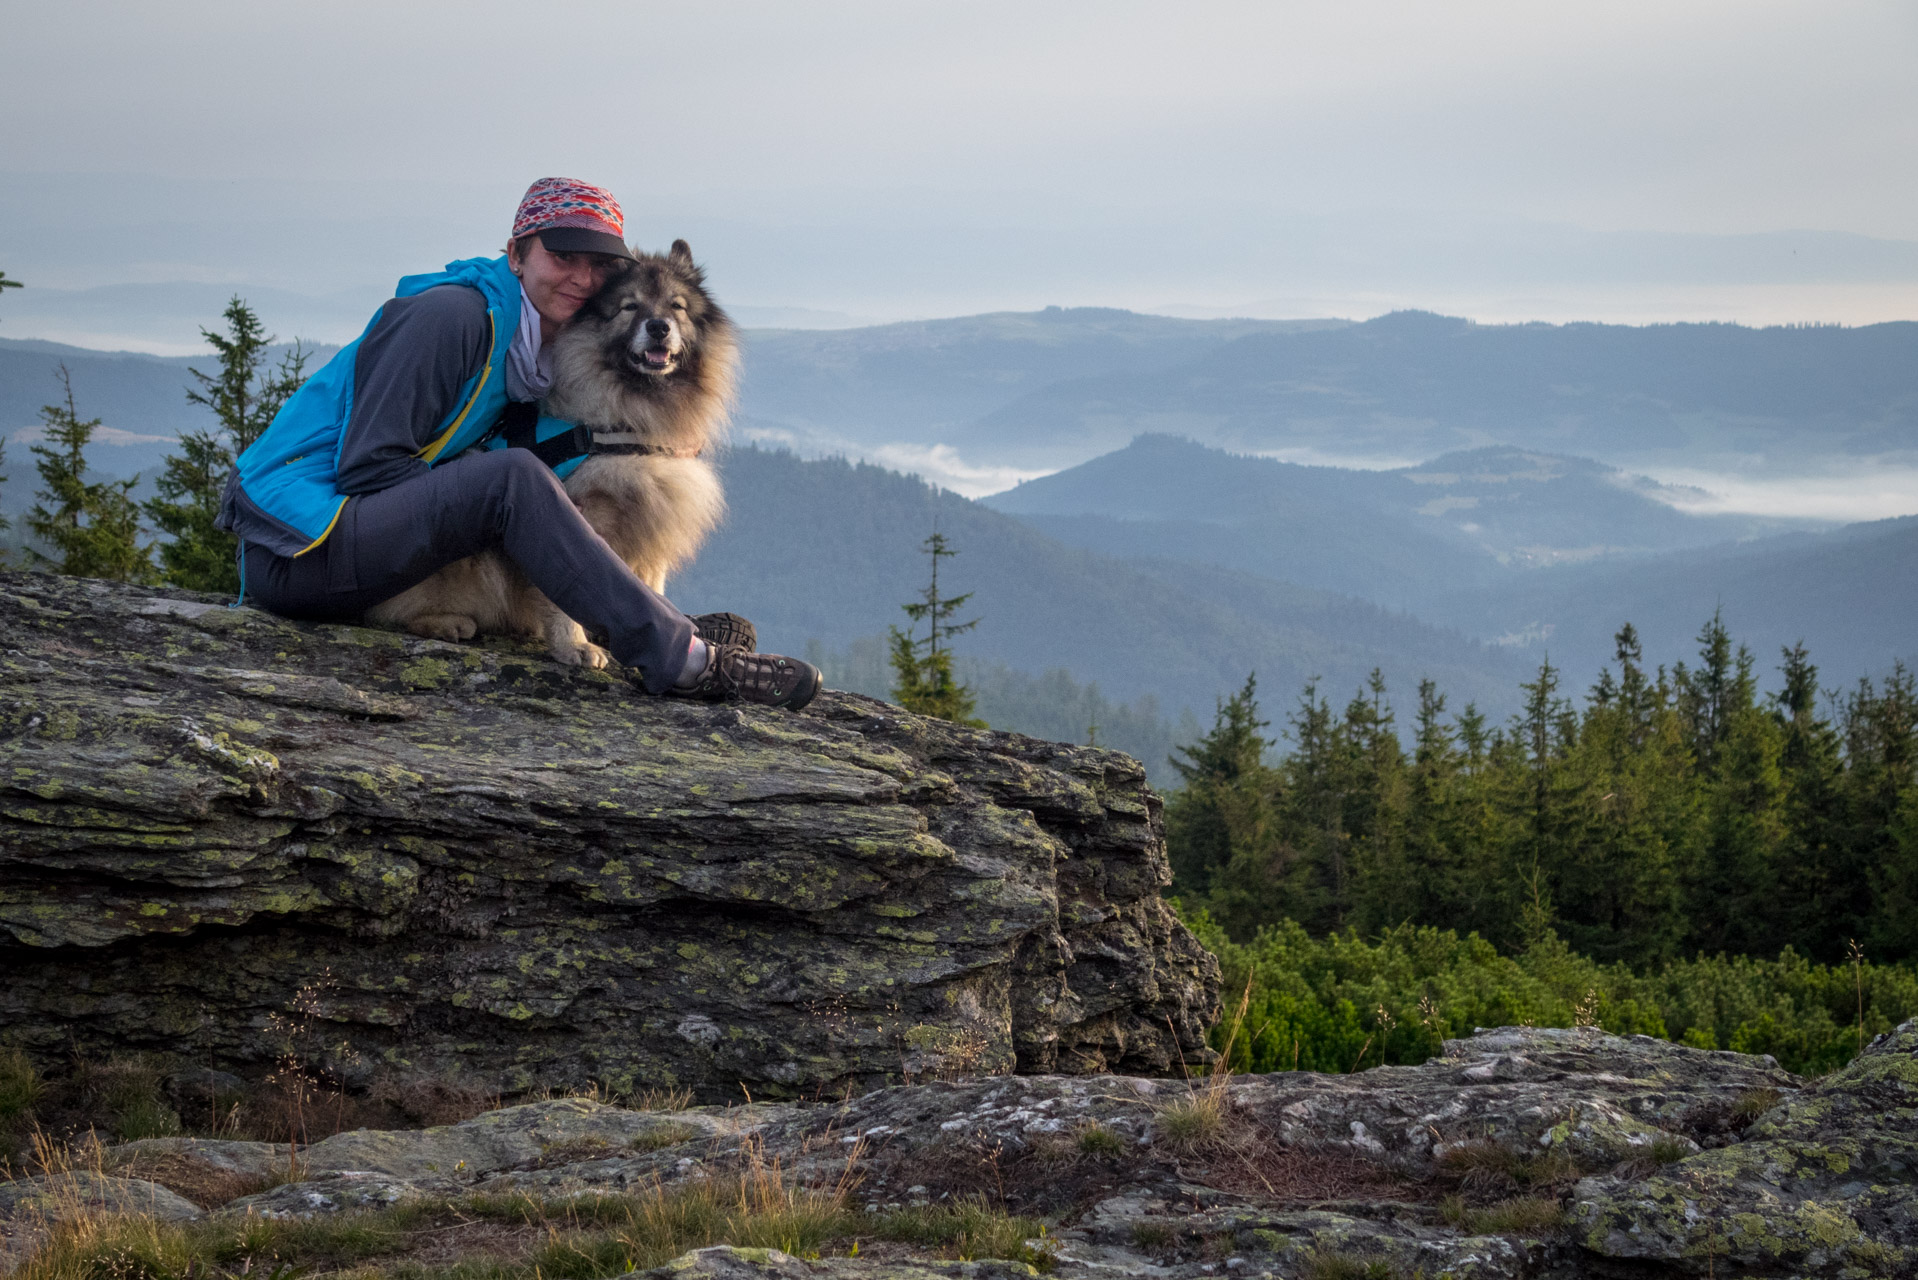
1571, 1017, 1918, 1277
0, 573, 1219, 1100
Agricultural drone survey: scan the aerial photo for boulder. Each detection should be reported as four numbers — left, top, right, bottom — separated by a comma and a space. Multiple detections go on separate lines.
0, 1170, 203, 1223
0, 573, 1217, 1100
1572, 1016, 1918, 1276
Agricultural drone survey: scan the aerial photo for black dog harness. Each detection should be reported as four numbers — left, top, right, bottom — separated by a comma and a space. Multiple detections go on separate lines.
483, 401, 700, 468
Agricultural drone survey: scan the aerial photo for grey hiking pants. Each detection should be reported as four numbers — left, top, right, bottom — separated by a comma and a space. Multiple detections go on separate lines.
239, 448, 696, 693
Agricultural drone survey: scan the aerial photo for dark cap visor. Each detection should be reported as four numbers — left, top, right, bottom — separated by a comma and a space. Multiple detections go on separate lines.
535, 227, 633, 259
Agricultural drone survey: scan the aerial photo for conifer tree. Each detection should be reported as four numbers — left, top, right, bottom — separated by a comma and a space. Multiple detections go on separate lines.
146, 298, 309, 592
888, 529, 985, 725
1166, 675, 1273, 895
26, 365, 155, 582
0, 268, 16, 557
0, 434, 12, 566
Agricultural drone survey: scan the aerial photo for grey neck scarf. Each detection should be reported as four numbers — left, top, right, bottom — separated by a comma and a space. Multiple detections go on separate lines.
506, 282, 554, 402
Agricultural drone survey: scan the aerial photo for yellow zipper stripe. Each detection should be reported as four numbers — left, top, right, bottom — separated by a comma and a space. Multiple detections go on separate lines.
293, 497, 349, 557
417, 309, 500, 464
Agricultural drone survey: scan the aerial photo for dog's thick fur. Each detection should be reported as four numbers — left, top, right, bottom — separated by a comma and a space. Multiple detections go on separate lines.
364, 240, 737, 668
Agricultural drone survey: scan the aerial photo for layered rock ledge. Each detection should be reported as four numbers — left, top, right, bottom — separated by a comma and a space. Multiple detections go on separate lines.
0, 573, 1218, 1098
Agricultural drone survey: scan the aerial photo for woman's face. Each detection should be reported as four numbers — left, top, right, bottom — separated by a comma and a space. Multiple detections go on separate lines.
508, 236, 617, 338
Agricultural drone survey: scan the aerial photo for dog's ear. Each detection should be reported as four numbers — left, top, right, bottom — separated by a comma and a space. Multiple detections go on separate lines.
669, 240, 694, 269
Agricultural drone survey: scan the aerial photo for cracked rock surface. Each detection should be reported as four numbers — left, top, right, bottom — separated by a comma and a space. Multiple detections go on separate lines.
0, 573, 1217, 1100
5, 1028, 1899, 1278
1572, 1017, 1918, 1277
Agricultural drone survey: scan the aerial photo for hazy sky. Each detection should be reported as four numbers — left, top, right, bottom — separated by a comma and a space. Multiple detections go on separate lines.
4, 0, 1918, 341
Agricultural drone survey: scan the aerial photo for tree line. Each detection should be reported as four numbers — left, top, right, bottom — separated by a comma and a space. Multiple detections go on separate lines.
0, 294, 305, 591
1167, 619, 1918, 968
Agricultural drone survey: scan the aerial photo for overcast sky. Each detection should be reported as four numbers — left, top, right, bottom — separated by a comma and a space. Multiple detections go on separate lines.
4, 0, 1917, 345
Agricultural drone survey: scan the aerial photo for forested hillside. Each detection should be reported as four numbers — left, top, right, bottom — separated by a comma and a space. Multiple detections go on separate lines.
670, 446, 1528, 730
1166, 615, 1918, 967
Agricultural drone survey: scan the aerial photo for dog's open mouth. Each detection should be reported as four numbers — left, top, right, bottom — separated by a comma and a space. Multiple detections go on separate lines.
636, 346, 675, 372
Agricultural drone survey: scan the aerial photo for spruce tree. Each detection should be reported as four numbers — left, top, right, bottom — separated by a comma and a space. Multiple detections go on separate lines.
26, 365, 155, 582
146, 298, 309, 592
1165, 674, 1291, 937
0, 269, 16, 557
888, 529, 985, 725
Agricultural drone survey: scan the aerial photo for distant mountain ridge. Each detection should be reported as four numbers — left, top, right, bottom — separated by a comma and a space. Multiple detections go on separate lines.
978, 434, 1917, 694
982, 434, 1811, 612
957, 310, 1918, 473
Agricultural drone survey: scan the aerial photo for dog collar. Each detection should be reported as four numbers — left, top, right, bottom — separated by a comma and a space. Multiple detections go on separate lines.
483, 403, 702, 469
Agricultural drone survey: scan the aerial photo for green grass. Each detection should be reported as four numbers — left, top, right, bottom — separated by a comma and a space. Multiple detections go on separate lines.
1076, 1124, 1128, 1157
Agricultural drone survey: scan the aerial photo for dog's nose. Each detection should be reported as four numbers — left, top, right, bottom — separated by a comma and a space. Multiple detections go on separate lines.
645, 318, 671, 341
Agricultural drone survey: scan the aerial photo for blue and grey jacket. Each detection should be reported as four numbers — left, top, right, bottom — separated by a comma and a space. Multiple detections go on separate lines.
218, 255, 523, 557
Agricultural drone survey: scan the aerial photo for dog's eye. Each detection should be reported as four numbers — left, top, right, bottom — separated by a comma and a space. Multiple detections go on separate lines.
619, 302, 640, 313
672, 298, 688, 311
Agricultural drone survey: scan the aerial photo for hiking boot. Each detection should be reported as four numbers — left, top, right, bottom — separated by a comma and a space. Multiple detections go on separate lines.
670, 645, 822, 711
590, 612, 756, 652
689, 611, 757, 652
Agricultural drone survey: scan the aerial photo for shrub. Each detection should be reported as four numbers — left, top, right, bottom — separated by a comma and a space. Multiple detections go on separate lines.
1183, 910, 1918, 1077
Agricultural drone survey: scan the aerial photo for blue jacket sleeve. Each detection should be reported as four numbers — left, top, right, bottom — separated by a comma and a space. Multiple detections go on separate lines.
334, 285, 492, 495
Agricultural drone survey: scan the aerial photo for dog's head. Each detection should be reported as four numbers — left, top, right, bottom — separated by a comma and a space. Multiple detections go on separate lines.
572, 240, 726, 383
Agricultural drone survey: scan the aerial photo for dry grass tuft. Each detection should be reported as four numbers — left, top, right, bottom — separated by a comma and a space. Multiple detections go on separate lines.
1155, 1090, 1229, 1151
1441, 1192, 1565, 1235
1436, 1139, 1586, 1200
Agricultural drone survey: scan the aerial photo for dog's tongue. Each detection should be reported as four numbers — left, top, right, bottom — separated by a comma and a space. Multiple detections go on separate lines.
642, 349, 671, 368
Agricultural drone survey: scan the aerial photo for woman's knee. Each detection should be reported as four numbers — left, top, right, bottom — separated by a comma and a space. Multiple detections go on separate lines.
464, 447, 570, 516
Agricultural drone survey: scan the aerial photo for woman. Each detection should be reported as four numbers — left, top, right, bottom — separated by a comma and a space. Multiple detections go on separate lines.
218, 177, 819, 711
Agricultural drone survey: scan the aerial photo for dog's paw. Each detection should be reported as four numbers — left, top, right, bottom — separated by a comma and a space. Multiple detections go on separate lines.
551, 638, 612, 669
408, 614, 478, 642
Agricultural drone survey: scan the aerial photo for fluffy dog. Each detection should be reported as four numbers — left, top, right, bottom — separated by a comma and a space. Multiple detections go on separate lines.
365, 240, 737, 667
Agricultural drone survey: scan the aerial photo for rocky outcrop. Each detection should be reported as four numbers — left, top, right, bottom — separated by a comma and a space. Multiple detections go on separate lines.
1573, 1018, 1918, 1277
9, 1027, 1907, 1278
0, 573, 1218, 1100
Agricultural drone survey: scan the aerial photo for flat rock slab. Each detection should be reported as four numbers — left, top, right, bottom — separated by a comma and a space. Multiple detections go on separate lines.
220, 1172, 426, 1220
0, 574, 1217, 1100
109, 1137, 289, 1182
304, 1096, 761, 1183
0, 1170, 203, 1223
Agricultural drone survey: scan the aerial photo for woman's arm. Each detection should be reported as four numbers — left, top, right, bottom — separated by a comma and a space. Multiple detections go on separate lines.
334, 284, 493, 495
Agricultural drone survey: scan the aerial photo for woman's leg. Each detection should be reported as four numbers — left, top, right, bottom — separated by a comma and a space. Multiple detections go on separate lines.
243, 449, 695, 692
